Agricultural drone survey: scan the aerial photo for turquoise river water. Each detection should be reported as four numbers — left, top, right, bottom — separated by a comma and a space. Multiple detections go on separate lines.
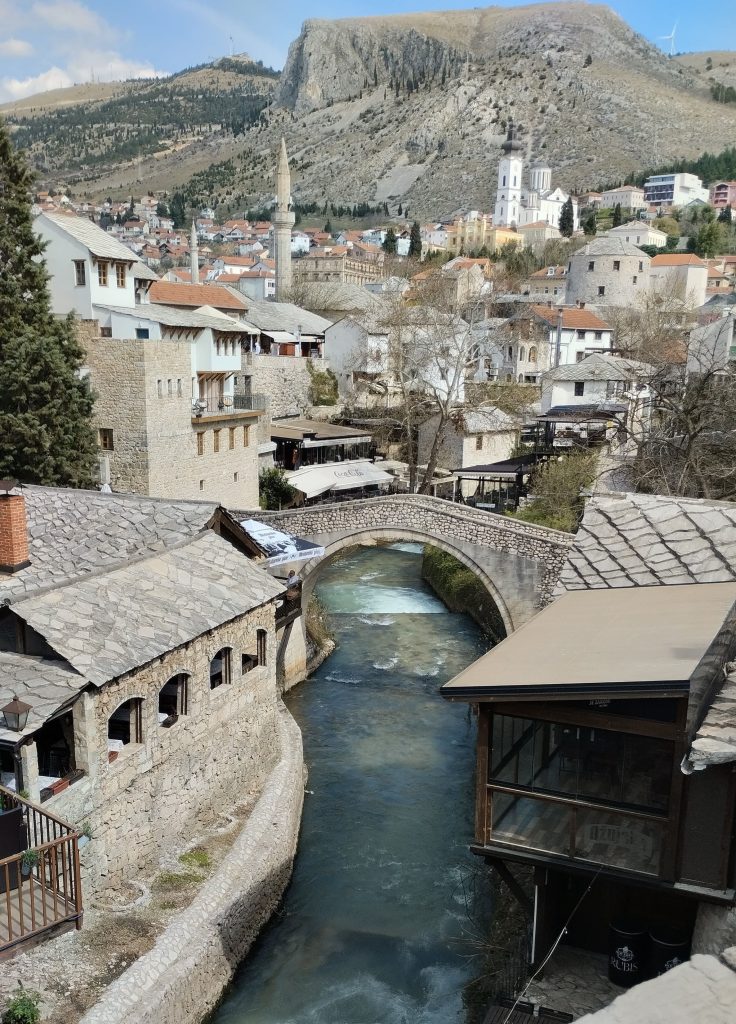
212, 543, 491, 1024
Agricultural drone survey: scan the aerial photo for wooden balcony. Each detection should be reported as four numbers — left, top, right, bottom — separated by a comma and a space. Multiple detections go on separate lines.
0, 786, 82, 959
275, 584, 303, 629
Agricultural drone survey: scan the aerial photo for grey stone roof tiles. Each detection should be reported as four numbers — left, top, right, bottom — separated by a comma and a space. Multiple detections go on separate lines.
559, 493, 736, 592
688, 668, 736, 769
0, 486, 220, 603
0, 652, 84, 744
10, 532, 284, 687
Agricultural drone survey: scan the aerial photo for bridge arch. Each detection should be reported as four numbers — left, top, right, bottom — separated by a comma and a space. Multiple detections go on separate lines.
299, 527, 513, 638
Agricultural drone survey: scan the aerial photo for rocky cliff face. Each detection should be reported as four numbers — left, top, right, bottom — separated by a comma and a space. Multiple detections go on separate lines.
277, 4, 686, 113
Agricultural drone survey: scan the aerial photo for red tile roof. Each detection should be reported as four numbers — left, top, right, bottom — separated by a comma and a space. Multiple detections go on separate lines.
531, 305, 611, 330
149, 281, 248, 310
651, 254, 707, 267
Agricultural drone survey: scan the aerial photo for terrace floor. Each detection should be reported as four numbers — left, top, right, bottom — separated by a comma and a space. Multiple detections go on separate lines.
525, 946, 623, 1019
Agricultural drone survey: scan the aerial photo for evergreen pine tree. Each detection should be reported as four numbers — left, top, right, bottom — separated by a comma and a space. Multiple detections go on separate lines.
409, 220, 422, 257
559, 198, 574, 238
612, 202, 622, 227
0, 119, 96, 486
382, 227, 397, 255
583, 212, 597, 236
397, 202, 403, 217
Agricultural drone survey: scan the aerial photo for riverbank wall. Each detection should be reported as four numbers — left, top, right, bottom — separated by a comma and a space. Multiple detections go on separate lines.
78, 705, 304, 1024
421, 544, 507, 641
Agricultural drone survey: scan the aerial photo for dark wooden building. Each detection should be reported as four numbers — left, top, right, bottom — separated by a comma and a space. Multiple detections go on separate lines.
442, 582, 736, 963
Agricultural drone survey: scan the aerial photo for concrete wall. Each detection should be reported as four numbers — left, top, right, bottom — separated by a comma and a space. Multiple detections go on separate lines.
48, 603, 280, 894
78, 706, 304, 1024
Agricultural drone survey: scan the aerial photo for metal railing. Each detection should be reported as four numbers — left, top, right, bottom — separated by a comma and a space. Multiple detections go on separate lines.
0, 785, 83, 956
192, 393, 267, 416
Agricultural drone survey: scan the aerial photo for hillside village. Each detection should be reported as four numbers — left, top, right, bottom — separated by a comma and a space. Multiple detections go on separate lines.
2, 5, 736, 1024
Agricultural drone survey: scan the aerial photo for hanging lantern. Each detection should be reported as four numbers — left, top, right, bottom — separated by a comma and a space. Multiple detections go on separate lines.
1, 696, 32, 732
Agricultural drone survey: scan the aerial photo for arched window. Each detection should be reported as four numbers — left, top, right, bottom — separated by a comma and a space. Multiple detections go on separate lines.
529, 346, 538, 364
518, 373, 524, 383
107, 698, 143, 761
158, 674, 189, 726
507, 345, 513, 360
210, 648, 232, 689
519, 346, 526, 361
502, 175, 506, 186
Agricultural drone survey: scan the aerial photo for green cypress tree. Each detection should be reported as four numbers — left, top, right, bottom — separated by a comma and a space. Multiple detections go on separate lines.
382, 227, 397, 254
0, 118, 96, 486
409, 220, 422, 257
612, 202, 622, 227
559, 198, 574, 238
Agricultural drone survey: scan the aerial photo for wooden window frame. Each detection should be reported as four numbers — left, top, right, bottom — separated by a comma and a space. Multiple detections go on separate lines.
74, 260, 86, 287
257, 629, 267, 667
213, 429, 221, 453
196, 432, 205, 456
229, 427, 236, 450
98, 428, 114, 451
97, 261, 109, 287
116, 263, 127, 288
158, 674, 189, 726
243, 426, 250, 447
210, 648, 232, 689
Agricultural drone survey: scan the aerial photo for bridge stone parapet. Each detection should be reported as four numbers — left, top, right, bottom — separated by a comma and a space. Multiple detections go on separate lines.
260, 494, 573, 638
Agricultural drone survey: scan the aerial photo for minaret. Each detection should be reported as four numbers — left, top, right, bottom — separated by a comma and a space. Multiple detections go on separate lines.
273, 137, 294, 302
190, 220, 199, 285
494, 121, 524, 228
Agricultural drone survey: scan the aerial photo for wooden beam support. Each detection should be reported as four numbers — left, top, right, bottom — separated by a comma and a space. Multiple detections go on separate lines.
492, 860, 534, 918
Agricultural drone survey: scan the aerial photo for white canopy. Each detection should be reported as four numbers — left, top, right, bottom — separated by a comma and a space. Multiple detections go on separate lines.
240, 519, 325, 566
287, 461, 393, 500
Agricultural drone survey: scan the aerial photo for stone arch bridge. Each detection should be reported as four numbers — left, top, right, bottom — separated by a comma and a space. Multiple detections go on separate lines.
259, 495, 573, 684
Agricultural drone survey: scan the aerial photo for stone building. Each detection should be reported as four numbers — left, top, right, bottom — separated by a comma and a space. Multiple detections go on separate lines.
565, 237, 651, 308
0, 486, 292, 896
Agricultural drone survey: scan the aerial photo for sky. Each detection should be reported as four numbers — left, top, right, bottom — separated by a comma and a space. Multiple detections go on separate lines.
0, 0, 734, 104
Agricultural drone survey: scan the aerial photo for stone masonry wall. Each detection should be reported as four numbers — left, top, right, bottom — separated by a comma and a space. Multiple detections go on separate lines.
80, 327, 261, 508
78, 706, 304, 1024
260, 493, 572, 605
82, 330, 150, 493
241, 353, 314, 419
52, 603, 279, 894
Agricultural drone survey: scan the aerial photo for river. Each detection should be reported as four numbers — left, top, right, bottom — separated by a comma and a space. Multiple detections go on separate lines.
212, 543, 491, 1024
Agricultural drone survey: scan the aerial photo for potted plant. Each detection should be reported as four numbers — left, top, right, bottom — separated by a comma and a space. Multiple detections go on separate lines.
20, 850, 38, 879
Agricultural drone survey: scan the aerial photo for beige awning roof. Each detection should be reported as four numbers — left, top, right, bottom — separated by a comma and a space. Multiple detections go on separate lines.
441, 582, 736, 702
287, 461, 393, 499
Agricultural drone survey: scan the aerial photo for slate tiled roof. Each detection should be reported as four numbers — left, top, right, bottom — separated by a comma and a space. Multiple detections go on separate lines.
558, 493, 736, 592
10, 532, 284, 687
244, 300, 333, 335
544, 354, 651, 382
0, 652, 84, 744
39, 212, 137, 262
688, 667, 736, 769
0, 487, 220, 602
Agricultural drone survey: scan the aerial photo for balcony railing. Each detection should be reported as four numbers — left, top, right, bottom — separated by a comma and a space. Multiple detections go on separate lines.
274, 582, 303, 628
0, 785, 82, 957
192, 394, 267, 417
483, 783, 667, 879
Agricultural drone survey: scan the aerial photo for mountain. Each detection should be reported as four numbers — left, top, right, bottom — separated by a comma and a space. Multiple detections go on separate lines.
3, 4, 736, 218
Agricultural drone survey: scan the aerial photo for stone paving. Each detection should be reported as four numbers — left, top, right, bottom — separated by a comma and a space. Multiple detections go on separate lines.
525, 947, 622, 1019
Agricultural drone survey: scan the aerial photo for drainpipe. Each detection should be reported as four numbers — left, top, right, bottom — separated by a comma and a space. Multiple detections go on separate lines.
554, 310, 563, 368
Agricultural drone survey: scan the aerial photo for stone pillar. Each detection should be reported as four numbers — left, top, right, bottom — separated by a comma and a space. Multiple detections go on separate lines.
20, 740, 40, 803
73, 692, 101, 781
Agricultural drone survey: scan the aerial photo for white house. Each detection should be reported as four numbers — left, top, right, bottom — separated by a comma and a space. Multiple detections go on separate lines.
643, 173, 710, 209
607, 221, 667, 248
650, 253, 709, 308
35, 211, 138, 318
324, 314, 389, 397
600, 186, 646, 211
528, 305, 614, 367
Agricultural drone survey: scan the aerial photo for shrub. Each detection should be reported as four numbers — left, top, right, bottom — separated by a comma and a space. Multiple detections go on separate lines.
259, 467, 297, 511
3, 991, 41, 1024
511, 452, 596, 532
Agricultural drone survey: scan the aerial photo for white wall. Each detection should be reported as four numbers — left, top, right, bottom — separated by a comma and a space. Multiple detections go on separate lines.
324, 318, 388, 394
650, 265, 708, 308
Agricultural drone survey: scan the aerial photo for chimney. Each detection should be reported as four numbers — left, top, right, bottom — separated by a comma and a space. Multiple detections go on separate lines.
0, 485, 30, 574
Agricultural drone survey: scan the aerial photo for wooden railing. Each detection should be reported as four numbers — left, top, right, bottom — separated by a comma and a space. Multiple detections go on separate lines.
0, 785, 82, 957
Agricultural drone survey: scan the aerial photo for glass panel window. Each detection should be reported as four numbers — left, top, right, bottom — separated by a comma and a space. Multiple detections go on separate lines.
98, 262, 108, 286
116, 263, 126, 288
489, 713, 672, 815
575, 808, 662, 875
491, 790, 572, 857
74, 260, 86, 286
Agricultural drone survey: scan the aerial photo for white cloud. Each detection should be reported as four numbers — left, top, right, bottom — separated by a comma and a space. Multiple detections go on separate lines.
0, 56, 169, 103
0, 38, 34, 57
0, 2, 169, 103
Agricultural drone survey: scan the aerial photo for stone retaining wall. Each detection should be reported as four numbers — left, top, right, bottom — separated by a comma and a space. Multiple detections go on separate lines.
78, 705, 304, 1024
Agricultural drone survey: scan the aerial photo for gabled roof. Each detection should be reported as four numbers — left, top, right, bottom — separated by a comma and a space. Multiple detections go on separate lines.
96, 304, 256, 333
244, 300, 333, 335
0, 652, 84, 745
149, 281, 249, 311
10, 532, 283, 687
576, 237, 649, 258
0, 487, 223, 603
544, 353, 650, 383
38, 211, 137, 262
609, 220, 666, 234
530, 305, 611, 330
131, 261, 159, 282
